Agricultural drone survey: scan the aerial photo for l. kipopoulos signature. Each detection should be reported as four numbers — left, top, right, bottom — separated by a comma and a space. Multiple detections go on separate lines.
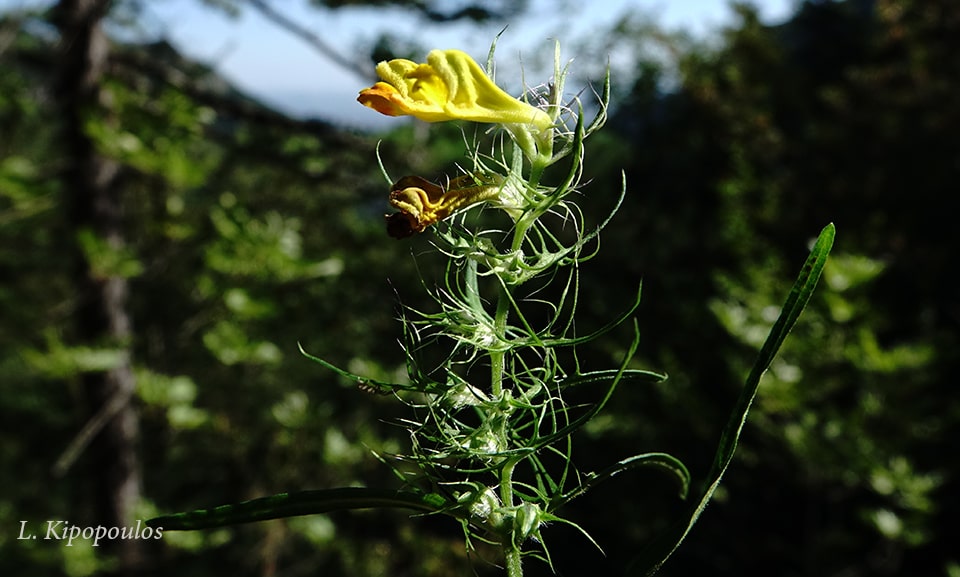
17, 520, 163, 547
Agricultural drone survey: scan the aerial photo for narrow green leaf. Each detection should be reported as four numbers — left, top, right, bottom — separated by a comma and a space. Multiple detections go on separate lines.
550, 452, 690, 511
630, 223, 835, 576
553, 100, 587, 197
524, 319, 643, 451
147, 488, 448, 531
538, 281, 642, 348
559, 368, 666, 390
708, 223, 835, 478
298, 343, 443, 394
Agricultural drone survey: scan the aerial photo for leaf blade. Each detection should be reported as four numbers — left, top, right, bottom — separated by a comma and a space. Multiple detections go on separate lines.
630, 223, 835, 575
147, 488, 448, 531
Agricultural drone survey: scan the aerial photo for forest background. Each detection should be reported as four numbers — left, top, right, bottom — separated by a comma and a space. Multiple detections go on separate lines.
1, 0, 956, 576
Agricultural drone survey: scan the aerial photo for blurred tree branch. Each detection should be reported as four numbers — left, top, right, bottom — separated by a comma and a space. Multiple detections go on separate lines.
311, 0, 526, 22
109, 42, 369, 148
244, 0, 374, 82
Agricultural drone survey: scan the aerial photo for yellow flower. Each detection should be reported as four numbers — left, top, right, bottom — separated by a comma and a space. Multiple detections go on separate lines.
358, 49, 552, 132
385, 173, 501, 239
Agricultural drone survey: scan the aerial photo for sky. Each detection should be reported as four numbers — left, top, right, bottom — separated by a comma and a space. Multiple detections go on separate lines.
2, 0, 797, 129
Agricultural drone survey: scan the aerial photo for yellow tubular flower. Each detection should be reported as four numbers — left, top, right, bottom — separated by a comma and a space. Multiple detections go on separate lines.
358, 49, 552, 132
385, 173, 502, 239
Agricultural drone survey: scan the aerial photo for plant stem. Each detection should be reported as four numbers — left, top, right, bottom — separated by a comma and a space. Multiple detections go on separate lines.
505, 544, 523, 577
492, 260, 521, 575
490, 282, 511, 398
492, 146, 555, 577
500, 457, 522, 576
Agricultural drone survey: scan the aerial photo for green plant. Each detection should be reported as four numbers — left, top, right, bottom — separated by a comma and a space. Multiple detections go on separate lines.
148, 41, 834, 576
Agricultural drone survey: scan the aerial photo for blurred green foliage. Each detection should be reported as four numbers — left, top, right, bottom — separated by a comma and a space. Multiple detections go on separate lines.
1, 0, 957, 576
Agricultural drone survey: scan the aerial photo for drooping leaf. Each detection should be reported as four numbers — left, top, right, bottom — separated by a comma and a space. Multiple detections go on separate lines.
148, 488, 450, 531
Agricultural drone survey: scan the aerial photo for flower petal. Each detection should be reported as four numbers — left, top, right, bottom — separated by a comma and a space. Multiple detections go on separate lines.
357, 82, 407, 116
385, 174, 503, 239
358, 49, 551, 131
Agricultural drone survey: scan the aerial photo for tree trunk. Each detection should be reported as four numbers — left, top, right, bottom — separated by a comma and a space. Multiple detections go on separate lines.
55, 0, 142, 574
